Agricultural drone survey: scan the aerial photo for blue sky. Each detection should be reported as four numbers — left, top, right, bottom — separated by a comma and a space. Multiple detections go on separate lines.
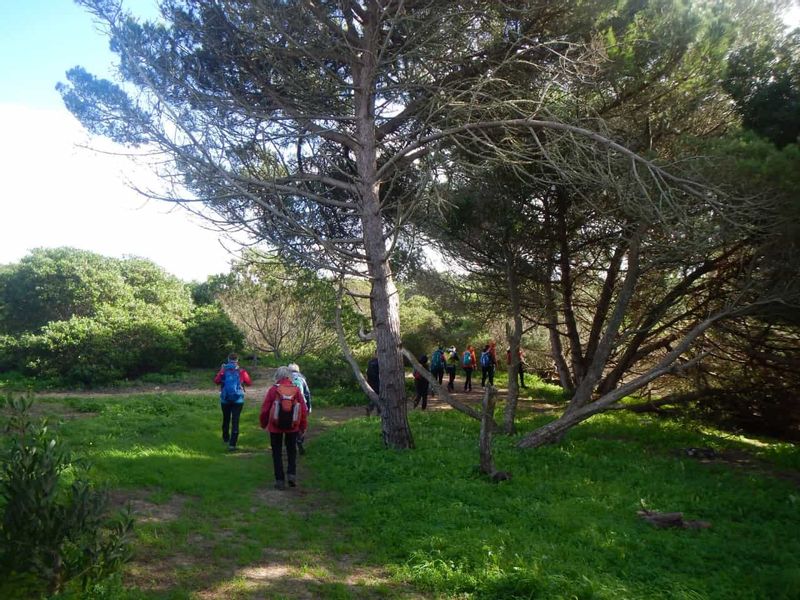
0, 0, 237, 282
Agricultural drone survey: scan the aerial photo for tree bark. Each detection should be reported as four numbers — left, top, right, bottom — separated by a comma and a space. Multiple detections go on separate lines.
355, 9, 413, 449
503, 257, 523, 434
479, 386, 498, 476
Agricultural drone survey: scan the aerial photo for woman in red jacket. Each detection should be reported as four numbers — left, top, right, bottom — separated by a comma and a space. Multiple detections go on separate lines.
259, 366, 308, 490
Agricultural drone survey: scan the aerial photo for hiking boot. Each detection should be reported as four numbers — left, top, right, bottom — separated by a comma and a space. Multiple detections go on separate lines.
227, 445, 237, 452
288, 475, 297, 487
274, 480, 286, 490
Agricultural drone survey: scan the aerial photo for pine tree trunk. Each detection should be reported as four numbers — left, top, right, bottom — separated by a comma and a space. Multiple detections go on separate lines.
479, 386, 497, 475
355, 15, 413, 449
503, 259, 522, 434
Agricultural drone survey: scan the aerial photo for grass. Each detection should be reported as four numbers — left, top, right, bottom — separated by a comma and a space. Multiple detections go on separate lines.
310, 408, 800, 599
5, 390, 799, 599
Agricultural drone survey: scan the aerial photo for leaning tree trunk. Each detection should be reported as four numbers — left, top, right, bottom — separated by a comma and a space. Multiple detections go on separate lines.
517, 406, 598, 448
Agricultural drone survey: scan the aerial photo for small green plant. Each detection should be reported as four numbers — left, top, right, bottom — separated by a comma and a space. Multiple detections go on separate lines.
0, 394, 134, 599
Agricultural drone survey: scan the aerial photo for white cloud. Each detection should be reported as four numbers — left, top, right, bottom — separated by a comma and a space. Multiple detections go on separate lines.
0, 104, 241, 281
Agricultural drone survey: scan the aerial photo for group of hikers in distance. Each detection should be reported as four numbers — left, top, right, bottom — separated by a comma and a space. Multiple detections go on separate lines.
366, 342, 528, 414
214, 353, 312, 491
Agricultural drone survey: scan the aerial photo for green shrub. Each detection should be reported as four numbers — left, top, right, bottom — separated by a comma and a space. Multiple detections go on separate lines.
184, 304, 244, 367
0, 334, 18, 372
0, 395, 133, 598
17, 305, 187, 386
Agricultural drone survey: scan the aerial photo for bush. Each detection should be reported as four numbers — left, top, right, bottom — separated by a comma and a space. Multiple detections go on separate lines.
295, 353, 357, 391
184, 304, 244, 367
0, 395, 133, 598
17, 305, 187, 386
0, 335, 17, 372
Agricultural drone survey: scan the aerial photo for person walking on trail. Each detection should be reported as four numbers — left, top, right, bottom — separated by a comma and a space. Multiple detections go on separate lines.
214, 353, 252, 452
259, 366, 308, 490
430, 345, 446, 387
506, 347, 528, 388
462, 345, 477, 392
287, 363, 312, 455
366, 352, 381, 416
480, 344, 496, 387
445, 346, 459, 392
413, 354, 430, 409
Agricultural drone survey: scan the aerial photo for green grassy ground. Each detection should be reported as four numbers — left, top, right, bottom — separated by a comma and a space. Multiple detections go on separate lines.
11, 391, 800, 599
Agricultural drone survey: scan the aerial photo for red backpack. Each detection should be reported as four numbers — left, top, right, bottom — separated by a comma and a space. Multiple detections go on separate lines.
270, 383, 302, 430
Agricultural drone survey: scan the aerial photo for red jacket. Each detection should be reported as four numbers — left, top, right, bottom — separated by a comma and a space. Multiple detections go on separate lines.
259, 378, 309, 434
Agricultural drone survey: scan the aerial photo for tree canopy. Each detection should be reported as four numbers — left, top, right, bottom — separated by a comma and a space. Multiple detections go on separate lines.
58, 0, 799, 446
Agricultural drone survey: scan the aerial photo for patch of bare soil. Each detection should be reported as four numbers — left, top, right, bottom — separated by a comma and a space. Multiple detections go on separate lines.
1, 400, 99, 422
108, 489, 191, 524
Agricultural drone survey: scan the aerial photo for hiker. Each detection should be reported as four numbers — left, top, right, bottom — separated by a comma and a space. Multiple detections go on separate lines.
462, 345, 476, 392
259, 366, 308, 490
506, 347, 528, 388
213, 353, 252, 451
480, 344, 496, 387
430, 345, 446, 386
445, 346, 459, 392
366, 352, 381, 416
287, 363, 312, 455
413, 354, 430, 409
488, 341, 498, 367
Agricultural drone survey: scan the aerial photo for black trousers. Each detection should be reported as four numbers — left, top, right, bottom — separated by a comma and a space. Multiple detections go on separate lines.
464, 368, 474, 391
481, 365, 495, 387
431, 367, 445, 385
221, 402, 244, 446
270, 431, 298, 482
446, 366, 456, 391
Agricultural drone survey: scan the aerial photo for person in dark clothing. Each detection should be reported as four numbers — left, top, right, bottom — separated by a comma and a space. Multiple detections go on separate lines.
445, 346, 458, 392
506, 347, 528, 388
463, 345, 476, 392
213, 353, 252, 451
480, 344, 496, 387
413, 354, 430, 410
430, 345, 446, 386
366, 353, 381, 416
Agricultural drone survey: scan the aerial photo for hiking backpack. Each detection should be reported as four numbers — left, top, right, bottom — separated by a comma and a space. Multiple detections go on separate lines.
430, 350, 444, 371
462, 351, 472, 367
270, 384, 302, 430
221, 363, 243, 402
480, 351, 491, 368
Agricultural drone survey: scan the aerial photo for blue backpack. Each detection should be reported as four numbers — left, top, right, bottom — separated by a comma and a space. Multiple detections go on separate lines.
480, 351, 491, 368
462, 351, 472, 367
221, 363, 243, 403
431, 349, 444, 371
